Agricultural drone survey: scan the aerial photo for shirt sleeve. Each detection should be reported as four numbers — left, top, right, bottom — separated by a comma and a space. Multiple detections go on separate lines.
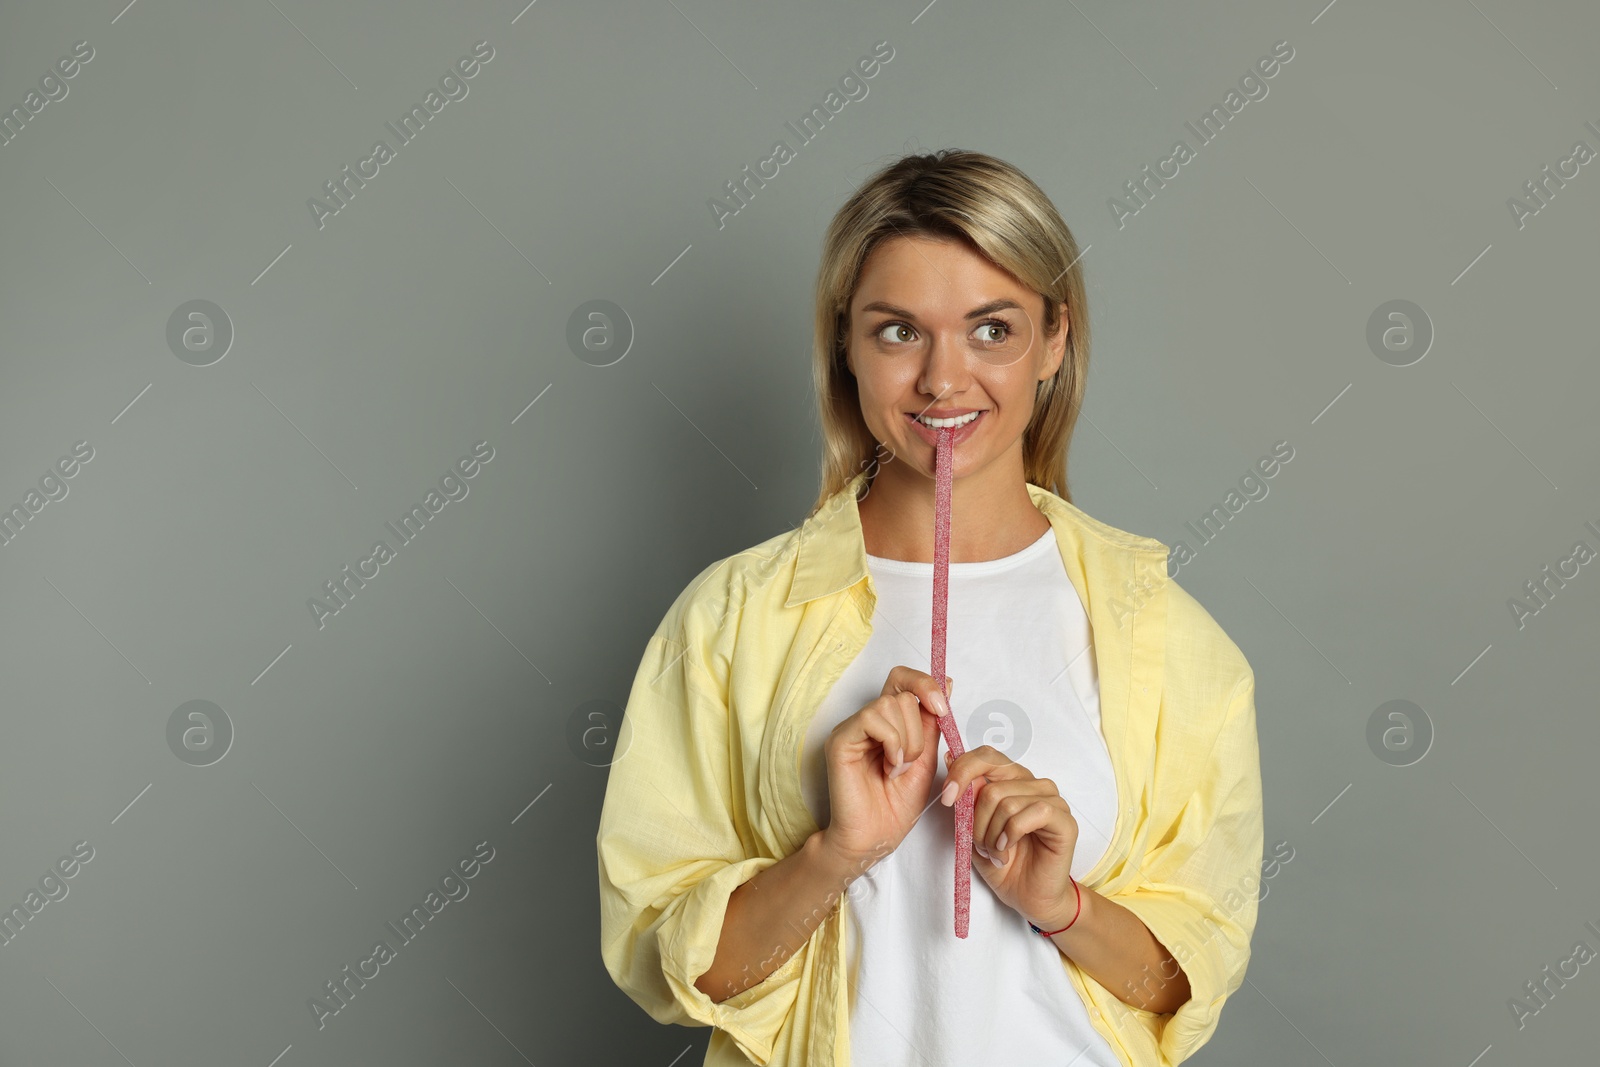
596, 627, 820, 1066
1100, 670, 1265, 1065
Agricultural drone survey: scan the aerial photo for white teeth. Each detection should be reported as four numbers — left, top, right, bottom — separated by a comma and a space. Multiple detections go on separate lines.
916, 411, 981, 429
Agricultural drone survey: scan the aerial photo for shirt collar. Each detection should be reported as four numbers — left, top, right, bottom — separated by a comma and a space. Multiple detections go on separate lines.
784, 471, 874, 608
784, 470, 1169, 609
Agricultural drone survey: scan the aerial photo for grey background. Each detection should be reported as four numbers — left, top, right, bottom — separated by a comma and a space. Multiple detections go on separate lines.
2, 0, 1597, 1064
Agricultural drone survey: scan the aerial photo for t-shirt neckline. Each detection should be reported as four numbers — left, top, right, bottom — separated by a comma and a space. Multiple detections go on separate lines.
865, 526, 1057, 577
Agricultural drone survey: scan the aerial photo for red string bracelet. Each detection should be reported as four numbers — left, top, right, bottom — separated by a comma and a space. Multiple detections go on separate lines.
1028, 876, 1082, 937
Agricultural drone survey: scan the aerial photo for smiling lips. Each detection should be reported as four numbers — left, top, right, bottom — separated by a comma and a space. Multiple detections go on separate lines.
906, 409, 985, 446
914, 409, 982, 428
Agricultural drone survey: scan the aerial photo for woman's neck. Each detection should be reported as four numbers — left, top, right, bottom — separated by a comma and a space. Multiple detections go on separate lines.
855, 455, 1051, 564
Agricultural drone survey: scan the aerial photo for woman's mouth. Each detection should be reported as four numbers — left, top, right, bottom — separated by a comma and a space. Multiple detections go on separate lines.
905, 409, 986, 446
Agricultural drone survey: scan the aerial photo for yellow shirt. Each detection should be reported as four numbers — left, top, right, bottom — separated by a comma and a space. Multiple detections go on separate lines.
597, 470, 1263, 1067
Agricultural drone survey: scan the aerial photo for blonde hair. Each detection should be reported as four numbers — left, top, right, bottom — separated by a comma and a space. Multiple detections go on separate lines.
808, 148, 1091, 515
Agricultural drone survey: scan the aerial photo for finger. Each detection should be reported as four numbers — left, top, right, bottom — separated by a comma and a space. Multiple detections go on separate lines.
870, 699, 910, 769
946, 744, 1024, 779
976, 784, 1055, 855
833, 699, 905, 772
991, 798, 1068, 861
971, 780, 1053, 855
972, 780, 1057, 854
889, 723, 934, 780
940, 745, 1025, 805
893, 690, 927, 764
881, 665, 952, 720
885, 692, 925, 779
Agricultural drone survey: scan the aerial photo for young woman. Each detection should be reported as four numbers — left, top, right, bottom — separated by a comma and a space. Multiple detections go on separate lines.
598, 149, 1264, 1067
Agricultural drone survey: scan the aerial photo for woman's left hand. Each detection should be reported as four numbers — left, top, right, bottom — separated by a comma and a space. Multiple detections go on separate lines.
942, 746, 1081, 930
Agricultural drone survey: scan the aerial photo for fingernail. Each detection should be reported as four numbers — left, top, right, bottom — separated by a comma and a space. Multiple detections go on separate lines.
889, 759, 909, 780
892, 746, 903, 767
934, 692, 950, 717
989, 849, 1004, 867
975, 844, 990, 861
940, 780, 958, 806
996, 832, 1008, 852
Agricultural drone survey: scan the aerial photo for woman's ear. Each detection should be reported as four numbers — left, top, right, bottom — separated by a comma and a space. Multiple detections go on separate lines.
840, 308, 863, 377
1043, 301, 1069, 378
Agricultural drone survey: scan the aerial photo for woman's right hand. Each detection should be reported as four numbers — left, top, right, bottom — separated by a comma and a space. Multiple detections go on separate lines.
818, 665, 953, 875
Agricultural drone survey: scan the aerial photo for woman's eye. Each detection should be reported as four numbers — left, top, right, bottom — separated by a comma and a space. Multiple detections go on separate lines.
873, 321, 1011, 345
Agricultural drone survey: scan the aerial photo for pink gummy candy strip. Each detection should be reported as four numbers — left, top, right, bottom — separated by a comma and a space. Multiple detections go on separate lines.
931, 427, 975, 938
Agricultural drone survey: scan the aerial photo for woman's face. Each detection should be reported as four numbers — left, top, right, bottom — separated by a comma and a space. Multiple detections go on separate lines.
844, 235, 1067, 486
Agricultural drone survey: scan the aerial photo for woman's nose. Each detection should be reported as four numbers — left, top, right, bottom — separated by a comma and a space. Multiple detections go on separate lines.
918, 332, 972, 398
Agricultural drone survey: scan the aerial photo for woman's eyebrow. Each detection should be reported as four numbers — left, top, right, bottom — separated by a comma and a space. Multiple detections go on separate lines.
858, 298, 1024, 320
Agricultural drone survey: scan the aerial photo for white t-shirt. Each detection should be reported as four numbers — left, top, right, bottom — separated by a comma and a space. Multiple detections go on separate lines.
800, 526, 1123, 1067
